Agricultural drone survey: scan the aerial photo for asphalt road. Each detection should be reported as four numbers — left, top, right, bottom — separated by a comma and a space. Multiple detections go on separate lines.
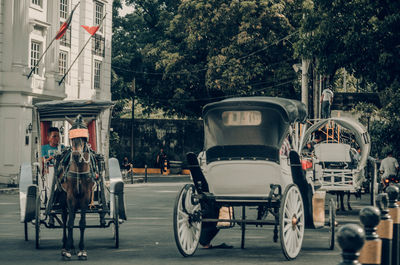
0, 181, 372, 265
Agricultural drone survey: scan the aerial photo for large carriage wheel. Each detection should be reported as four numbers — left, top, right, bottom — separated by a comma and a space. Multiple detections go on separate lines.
279, 184, 304, 260
35, 193, 41, 249
328, 198, 336, 250
173, 184, 202, 257
113, 195, 120, 248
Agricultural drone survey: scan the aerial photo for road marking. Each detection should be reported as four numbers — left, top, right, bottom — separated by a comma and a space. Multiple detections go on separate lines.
0, 202, 18, 205
155, 190, 177, 193
126, 182, 189, 188
129, 217, 169, 220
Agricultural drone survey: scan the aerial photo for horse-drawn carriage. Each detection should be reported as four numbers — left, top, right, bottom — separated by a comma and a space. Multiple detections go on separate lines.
173, 97, 336, 260
298, 117, 379, 209
19, 100, 126, 258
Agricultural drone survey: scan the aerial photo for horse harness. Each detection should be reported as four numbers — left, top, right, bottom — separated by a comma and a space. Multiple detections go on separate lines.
56, 143, 99, 194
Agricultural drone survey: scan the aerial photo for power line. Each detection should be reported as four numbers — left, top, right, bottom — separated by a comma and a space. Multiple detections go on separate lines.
131, 77, 298, 103
110, 30, 299, 76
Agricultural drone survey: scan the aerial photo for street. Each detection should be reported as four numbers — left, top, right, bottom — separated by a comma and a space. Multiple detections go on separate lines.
0, 180, 371, 265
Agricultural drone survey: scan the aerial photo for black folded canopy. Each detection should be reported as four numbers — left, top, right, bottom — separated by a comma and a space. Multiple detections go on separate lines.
35, 100, 114, 120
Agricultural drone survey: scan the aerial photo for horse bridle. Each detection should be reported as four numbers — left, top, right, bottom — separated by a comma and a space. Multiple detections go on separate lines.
71, 139, 91, 165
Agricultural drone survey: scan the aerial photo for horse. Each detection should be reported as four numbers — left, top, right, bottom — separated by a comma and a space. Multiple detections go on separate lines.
334, 190, 361, 211
55, 115, 97, 260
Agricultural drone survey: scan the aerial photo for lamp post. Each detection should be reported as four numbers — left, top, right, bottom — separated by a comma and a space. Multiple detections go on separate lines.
130, 78, 136, 163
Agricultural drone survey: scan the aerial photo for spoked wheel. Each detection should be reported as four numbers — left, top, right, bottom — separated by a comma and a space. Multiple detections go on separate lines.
35, 194, 41, 249
328, 198, 336, 250
279, 184, 304, 260
113, 195, 120, 248
173, 184, 202, 257
24, 221, 28, 241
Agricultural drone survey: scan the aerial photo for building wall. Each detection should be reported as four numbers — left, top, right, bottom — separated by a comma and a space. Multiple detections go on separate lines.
0, 0, 113, 184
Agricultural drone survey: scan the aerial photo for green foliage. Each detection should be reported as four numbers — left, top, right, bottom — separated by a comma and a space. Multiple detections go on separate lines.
297, 0, 400, 157
297, 0, 400, 90
112, 0, 302, 117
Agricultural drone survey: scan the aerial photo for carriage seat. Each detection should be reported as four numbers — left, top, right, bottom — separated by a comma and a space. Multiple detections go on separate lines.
206, 145, 279, 164
314, 143, 353, 169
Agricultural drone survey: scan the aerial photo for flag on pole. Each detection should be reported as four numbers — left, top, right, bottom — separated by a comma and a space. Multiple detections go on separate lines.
81, 25, 100, 36
27, 2, 80, 79
56, 3, 79, 40
58, 14, 107, 85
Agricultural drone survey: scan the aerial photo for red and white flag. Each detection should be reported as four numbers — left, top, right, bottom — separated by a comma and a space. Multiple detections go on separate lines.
56, 2, 79, 39
81, 25, 100, 36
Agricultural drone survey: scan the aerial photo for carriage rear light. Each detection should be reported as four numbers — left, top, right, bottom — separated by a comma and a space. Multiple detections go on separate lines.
301, 160, 312, 170
385, 179, 390, 183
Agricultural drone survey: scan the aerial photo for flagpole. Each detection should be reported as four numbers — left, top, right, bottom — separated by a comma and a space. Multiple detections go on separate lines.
27, 2, 80, 79
58, 13, 107, 86
27, 36, 57, 79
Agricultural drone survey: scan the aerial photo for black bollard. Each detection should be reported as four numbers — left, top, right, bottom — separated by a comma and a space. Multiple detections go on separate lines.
377, 193, 393, 265
337, 223, 365, 265
145, 164, 148, 183
359, 206, 382, 265
396, 184, 400, 207
387, 185, 400, 265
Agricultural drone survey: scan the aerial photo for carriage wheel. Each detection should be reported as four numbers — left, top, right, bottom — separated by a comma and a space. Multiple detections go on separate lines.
279, 184, 304, 260
173, 184, 202, 257
35, 193, 41, 249
113, 195, 120, 248
328, 198, 336, 250
24, 221, 28, 241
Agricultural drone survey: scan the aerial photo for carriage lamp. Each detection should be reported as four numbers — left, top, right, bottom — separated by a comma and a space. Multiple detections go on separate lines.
60, 125, 64, 135
26, 123, 33, 134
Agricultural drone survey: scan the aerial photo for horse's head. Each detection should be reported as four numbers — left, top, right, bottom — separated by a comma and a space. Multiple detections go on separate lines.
66, 115, 93, 166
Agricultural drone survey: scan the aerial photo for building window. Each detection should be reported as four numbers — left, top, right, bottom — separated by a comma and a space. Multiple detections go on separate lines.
32, 0, 42, 7
59, 22, 71, 47
59, 51, 68, 83
60, 0, 69, 19
92, 34, 105, 57
94, 1, 104, 33
94, 60, 102, 90
30, 41, 41, 75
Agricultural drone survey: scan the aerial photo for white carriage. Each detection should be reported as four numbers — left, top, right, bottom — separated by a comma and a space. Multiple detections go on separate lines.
298, 117, 379, 206
19, 100, 127, 249
173, 97, 336, 260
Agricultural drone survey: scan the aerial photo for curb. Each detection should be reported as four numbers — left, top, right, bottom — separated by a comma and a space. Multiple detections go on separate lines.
0, 188, 18, 195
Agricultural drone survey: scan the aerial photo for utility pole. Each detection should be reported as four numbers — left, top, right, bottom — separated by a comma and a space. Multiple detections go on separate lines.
313, 69, 319, 119
301, 59, 310, 110
130, 78, 135, 162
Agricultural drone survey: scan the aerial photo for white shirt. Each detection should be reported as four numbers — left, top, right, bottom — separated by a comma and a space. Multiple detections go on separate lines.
322, 88, 334, 102
380, 156, 399, 178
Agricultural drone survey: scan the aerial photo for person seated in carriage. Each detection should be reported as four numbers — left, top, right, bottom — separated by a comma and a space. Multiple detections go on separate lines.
42, 127, 65, 171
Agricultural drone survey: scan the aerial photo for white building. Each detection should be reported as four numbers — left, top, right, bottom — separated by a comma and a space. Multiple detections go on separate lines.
0, 0, 113, 184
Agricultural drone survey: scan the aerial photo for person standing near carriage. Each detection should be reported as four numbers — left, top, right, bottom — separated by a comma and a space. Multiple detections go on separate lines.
320, 85, 334, 119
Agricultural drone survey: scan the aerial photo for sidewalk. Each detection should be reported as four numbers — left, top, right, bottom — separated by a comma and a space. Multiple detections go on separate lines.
122, 173, 191, 184
0, 174, 191, 194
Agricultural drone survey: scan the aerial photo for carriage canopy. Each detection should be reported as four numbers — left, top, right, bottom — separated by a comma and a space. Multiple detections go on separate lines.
35, 100, 114, 120
299, 117, 371, 169
202, 97, 307, 163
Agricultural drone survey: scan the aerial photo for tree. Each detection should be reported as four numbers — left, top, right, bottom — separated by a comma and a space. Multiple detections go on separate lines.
296, 0, 400, 90
297, 0, 400, 156
113, 0, 303, 117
